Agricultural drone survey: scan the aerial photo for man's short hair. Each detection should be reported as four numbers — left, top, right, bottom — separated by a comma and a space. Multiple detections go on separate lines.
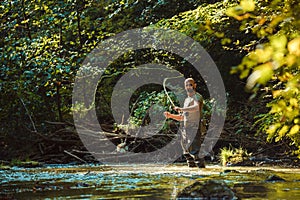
185, 78, 195, 84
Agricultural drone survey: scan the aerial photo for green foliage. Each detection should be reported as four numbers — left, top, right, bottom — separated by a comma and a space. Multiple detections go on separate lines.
228, 0, 300, 157
0, 0, 116, 135
130, 90, 180, 126
155, 0, 256, 103
0, 0, 212, 138
220, 146, 251, 166
156, 1, 237, 47
220, 146, 234, 166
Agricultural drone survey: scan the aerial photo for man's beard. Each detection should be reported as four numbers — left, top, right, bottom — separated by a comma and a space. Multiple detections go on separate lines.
187, 88, 194, 93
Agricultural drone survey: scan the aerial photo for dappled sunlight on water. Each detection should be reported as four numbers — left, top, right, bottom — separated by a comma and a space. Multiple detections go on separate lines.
1, 164, 300, 199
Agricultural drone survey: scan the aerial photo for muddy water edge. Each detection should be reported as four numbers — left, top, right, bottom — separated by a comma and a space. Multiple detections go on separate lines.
1, 164, 300, 199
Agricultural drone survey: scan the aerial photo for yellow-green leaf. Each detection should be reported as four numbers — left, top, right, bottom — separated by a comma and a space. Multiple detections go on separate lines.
278, 125, 289, 138
288, 37, 300, 56
289, 125, 300, 135
270, 34, 287, 50
246, 63, 273, 89
240, 0, 255, 12
267, 123, 281, 135
290, 98, 298, 107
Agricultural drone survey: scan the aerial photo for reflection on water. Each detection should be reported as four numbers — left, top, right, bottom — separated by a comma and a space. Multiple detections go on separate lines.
1, 164, 300, 199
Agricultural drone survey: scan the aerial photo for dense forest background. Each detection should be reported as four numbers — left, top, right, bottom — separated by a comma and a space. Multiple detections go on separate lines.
1, 0, 300, 165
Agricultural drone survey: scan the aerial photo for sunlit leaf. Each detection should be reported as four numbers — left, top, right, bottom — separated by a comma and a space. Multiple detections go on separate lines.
248, 46, 273, 63
288, 37, 300, 56
266, 123, 281, 141
226, 7, 243, 18
285, 107, 299, 121
276, 125, 289, 142
272, 90, 282, 98
289, 125, 300, 136
240, 0, 255, 12
239, 68, 250, 79
269, 34, 287, 50
270, 103, 283, 113
290, 98, 298, 107
246, 63, 273, 89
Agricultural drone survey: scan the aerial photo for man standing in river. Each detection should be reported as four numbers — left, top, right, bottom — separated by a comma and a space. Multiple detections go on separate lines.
164, 78, 205, 168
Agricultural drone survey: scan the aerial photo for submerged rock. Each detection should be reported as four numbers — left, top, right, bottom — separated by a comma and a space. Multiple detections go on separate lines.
177, 180, 239, 199
265, 175, 286, 182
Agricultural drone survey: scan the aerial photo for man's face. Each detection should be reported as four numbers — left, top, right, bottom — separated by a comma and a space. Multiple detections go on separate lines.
185, 80, 195, 93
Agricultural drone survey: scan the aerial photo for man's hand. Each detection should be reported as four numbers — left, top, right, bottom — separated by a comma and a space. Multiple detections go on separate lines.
173, 106, 182, 113
164, 111, 184, 121
164, 111, 171, 119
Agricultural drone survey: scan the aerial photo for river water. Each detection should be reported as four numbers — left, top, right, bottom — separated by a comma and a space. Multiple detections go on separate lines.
1, 163, 300, 199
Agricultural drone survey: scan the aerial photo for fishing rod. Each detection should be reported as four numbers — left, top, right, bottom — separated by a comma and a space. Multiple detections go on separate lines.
163, 78, 176, 109
162, 75, 183, 111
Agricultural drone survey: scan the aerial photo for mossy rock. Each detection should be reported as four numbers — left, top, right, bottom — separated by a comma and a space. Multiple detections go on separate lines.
177, 180, 239, 199
0, 165, 11, 170
11, 161, 42, 168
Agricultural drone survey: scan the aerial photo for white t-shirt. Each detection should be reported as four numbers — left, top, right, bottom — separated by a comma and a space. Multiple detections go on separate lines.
183, 92, 203, 128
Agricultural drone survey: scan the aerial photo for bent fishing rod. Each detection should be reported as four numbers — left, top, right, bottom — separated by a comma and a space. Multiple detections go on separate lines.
163, 75, 183, 112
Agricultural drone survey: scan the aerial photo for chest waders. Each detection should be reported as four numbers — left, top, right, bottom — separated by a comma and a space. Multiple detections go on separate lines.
180, 122, 205, 168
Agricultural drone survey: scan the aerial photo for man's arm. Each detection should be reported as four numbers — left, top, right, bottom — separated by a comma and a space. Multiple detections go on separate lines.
175, 94, 203, 113
174, 100, 201, 113
176, 103, 199, 112
164, 111, 184, 121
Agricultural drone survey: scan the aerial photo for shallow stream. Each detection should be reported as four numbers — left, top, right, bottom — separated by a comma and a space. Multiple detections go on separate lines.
1, 164, 300, 199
